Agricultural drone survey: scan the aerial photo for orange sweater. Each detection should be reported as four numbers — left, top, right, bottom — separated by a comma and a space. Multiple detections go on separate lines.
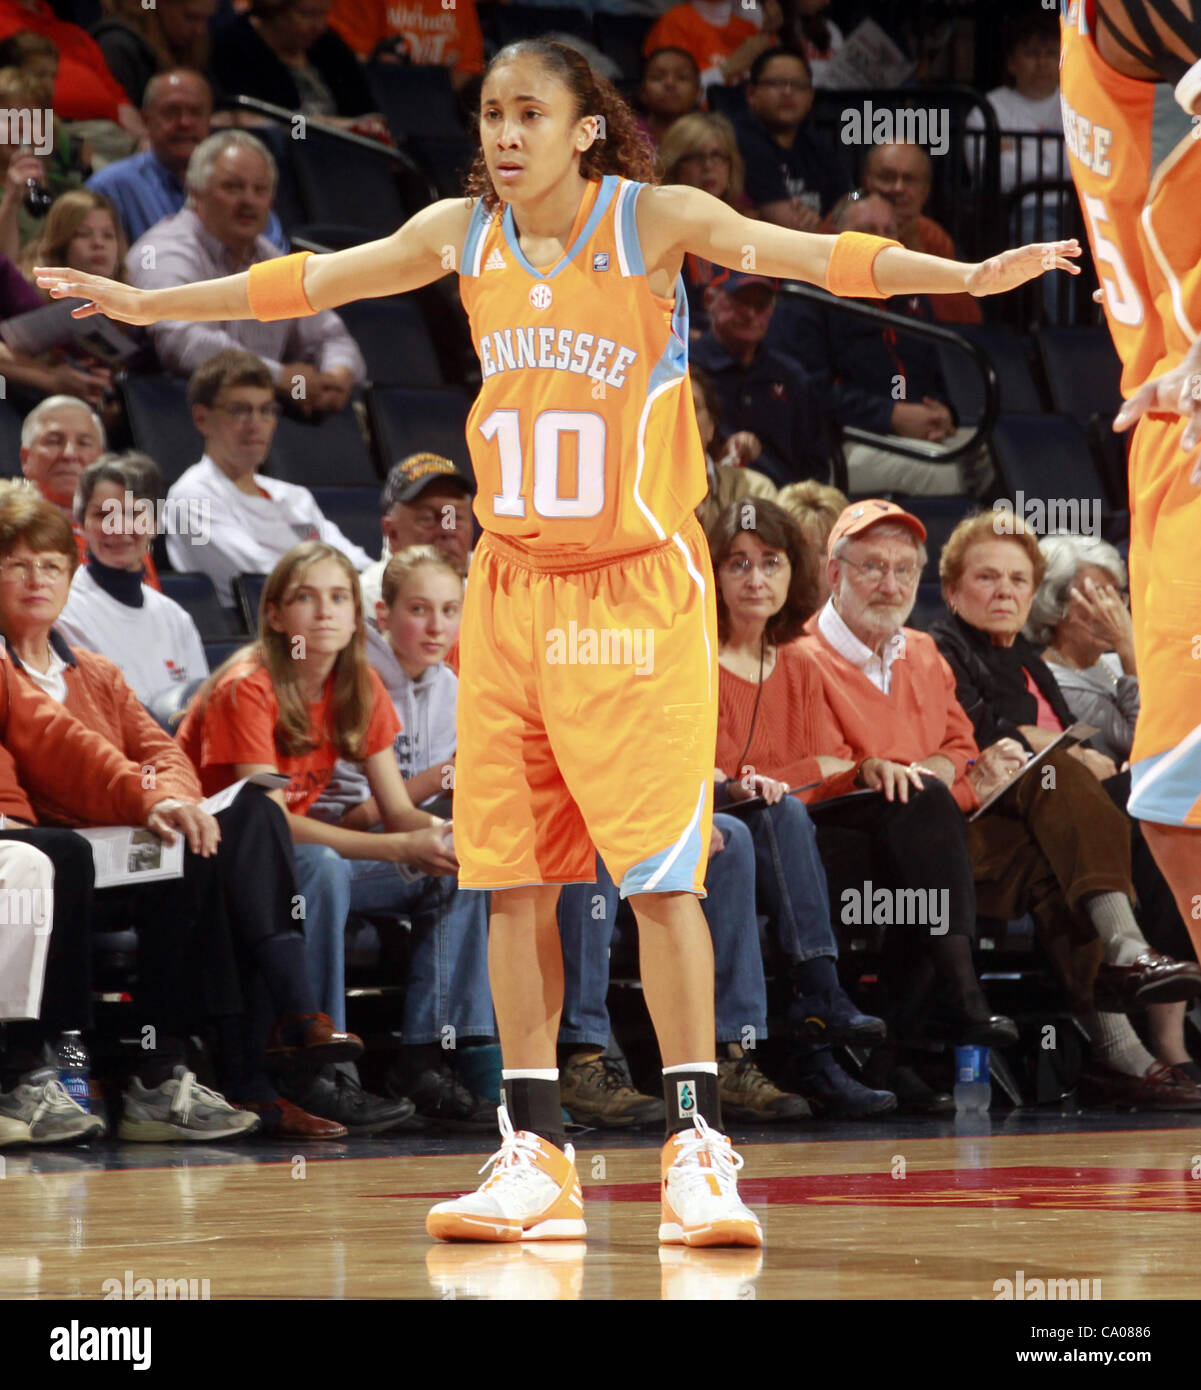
916, 217, 982, 325
715, 644, 860, 804
797, 615, 981, 812
0, 642, 163, 826
6, 636, 201, 826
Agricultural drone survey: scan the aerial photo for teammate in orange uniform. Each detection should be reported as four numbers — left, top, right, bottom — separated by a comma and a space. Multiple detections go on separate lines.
32, 39, 1077, 1249
1058, 0, 1201, 946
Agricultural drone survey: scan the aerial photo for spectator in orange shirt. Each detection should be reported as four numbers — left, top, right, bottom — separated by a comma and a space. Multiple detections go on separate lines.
644, 0, 781, 91
0, 0, 144, 138
328, 0, 484, 92
862, 141, 981, 326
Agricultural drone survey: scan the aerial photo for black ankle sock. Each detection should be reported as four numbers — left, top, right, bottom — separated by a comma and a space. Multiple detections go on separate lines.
500, 1076, 565, 1150
404, 1042, 444, 1074
789, 954, 840, 996
663, 1069, 721, 1136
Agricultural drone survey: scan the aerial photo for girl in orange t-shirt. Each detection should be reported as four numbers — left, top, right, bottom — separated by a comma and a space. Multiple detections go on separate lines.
178, 541, 495, 1128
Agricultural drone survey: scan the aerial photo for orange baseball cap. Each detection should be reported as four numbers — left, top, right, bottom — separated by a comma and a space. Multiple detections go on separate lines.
826, 499, 927, 558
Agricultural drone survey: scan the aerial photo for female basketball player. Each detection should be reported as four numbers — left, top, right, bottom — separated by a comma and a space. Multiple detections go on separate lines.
35, 39, 1079, 1249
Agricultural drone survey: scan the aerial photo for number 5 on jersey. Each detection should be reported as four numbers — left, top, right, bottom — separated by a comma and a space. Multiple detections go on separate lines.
481, 408, 606, 519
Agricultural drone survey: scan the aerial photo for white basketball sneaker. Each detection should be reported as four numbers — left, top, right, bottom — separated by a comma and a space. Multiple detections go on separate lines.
660, 1113, 763, 1248
426, 1105, 587, 1243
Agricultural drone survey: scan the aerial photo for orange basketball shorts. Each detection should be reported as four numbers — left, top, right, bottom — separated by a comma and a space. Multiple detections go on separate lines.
453, 513, 718, 896
1125, 412, 1201, 826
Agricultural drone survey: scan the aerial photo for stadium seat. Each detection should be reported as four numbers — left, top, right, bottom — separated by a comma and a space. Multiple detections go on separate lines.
1086, 411, 1130, 512
490, 4, 593, 47
252, 121, 307, 242
405, 133, 478, 200
233, 573, 267, 636
895, 494, 977, 580
311, 488, 383, 560
0, 396, 24, 477
121, 375, 204, 484
593, 12, 654, 81
287, 126, 416, 239
203, 639, 245, 672
1034, 325, 1124, 425
991, 413, 1114, 530
937, 323, 1045, 423
337, 297, 443, 387
367, 385, 474, 477
266, 403, 379, 489
367, 63, 464, 143
159, 572, 244, 641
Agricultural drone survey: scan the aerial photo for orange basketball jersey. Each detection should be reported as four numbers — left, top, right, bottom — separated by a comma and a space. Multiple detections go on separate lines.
458, 175, 707, 556
1060, 0, 1201, 390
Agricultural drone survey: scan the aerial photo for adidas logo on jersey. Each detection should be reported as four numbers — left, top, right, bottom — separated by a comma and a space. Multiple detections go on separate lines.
485, 249, 506, 271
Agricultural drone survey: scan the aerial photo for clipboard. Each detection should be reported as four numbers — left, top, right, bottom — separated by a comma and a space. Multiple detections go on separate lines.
717, 780, 822, 818
968, 722, 1099, 821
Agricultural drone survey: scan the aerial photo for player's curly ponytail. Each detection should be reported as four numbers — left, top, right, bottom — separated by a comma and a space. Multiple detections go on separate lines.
464, 39, 657, 211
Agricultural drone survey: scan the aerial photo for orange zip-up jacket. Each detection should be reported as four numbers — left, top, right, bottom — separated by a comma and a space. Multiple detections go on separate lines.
0, 641, 164, 827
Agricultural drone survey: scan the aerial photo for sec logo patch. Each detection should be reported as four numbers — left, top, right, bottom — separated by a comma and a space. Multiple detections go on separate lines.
529, 283, 553, 310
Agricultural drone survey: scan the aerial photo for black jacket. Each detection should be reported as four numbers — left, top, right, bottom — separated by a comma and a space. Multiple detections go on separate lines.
926, 610, 1078, 754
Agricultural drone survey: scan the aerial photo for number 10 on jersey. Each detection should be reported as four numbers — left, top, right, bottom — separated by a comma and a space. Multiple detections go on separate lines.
481, 408, 606, 519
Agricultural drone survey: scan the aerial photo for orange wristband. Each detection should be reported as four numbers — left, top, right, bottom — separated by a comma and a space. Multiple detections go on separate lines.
825, 232, 903, 299
247, 251, 315, 321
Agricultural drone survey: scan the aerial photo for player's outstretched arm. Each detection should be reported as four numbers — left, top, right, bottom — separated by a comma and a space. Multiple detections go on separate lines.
641, 185, 1081, 299
34, 198, 475, 326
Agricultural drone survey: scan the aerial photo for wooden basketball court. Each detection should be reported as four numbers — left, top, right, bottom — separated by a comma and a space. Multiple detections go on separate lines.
4, 1112, 1201, 1302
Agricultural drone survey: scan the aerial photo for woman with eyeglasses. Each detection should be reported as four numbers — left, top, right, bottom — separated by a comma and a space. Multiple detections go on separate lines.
927, 512, 1201, 1104
707, 498, 973, 1115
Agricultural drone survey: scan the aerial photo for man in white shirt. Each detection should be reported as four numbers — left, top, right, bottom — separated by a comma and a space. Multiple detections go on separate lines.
128, 130, 363, 416
166, 349, 372, 608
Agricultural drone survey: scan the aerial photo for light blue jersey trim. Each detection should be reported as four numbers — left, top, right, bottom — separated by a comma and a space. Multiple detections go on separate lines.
461, 196, 493, 279
1128, 730, 1201, 826
615, 178, 647, 277
619, 830, 707, 898
502, 173, 619, 280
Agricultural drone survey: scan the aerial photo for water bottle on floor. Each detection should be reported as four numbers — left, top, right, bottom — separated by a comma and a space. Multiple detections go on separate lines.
953, 1045, 990, 1113
55, 1031, 92, 1112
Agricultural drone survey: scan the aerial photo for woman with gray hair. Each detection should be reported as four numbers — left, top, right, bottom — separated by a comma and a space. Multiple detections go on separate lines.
1028, 534, 1139, 766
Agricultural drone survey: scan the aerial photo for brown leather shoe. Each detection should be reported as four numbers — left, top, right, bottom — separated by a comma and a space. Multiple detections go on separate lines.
266, 1013, 363, 1064
1079, 1060, 1201, 1111
238, 1097, 348, 1138
1094, 952, 1201, 1011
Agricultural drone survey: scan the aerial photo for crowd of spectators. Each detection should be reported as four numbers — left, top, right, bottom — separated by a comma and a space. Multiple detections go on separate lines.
1, 2, 1177, 1149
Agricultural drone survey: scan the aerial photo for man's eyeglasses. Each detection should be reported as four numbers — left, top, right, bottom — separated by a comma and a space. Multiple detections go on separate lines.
841, 556, 921, 587
721, 553, 789, 577
0, 557, 70, 583
214, 402, 281, 422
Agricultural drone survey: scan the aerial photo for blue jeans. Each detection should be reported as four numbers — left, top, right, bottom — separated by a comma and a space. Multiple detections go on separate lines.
558, 812, 768, 1048
736, 796, 841, 964
292, 845, 494, 1043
